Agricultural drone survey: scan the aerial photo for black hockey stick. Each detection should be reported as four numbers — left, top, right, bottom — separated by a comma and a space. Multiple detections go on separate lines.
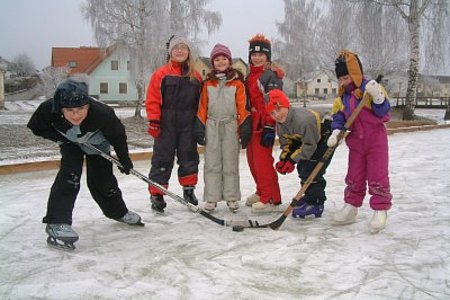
81, 142, 259, 229
235, 79, 380, 231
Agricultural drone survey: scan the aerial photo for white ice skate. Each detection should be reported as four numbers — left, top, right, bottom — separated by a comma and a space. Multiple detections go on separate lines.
251, 201, 281, 213
46, 224, 79, 250
226, 201, 240, 213
333, 203, 358, 225
203, 201, 217, 213
369, 210, 387, 233
116, 211, 144, 226
245, 194, 260, 206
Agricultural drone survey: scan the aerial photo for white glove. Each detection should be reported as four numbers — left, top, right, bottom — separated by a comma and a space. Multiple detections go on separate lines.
365, 80, 385, 104
327, 129, 341, 147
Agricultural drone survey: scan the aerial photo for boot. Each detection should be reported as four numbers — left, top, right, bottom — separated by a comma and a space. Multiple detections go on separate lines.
150, 194, 167, 213
292, 199, 324, 219
226, 201, 240, 212
183, 186, 198, 206
251, 201, 280, 213
203, 201, 217, 212
116, 211, 144, 226
245, 193, 260, 206
369, 210, 387, 233
333, 203, 358, 225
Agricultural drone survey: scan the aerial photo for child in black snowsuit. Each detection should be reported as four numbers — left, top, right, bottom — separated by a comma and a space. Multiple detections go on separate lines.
27, 79, 142, 249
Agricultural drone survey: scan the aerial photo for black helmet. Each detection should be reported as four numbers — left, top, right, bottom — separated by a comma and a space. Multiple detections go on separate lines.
52, 79, 90, 113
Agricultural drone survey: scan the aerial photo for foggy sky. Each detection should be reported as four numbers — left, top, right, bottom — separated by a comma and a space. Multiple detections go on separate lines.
0, 0, 284, 70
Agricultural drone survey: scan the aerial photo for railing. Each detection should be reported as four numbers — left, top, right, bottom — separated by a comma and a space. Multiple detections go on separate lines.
394, 97, 450, 109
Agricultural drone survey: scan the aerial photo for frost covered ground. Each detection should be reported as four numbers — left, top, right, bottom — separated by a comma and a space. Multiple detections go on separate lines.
0, 99, 450, 299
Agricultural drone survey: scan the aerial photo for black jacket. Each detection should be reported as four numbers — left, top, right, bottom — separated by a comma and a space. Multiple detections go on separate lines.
27, 98, 130, 162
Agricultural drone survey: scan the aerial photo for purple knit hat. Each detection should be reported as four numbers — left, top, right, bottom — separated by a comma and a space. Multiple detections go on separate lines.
210, 43, 232, 64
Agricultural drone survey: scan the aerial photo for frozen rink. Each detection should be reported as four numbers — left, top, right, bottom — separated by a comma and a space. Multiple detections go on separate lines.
0, 127, 449, 299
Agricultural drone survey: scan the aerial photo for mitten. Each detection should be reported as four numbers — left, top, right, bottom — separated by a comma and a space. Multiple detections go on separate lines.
147, 120, 160, 138
366, 80, 385, 104
260, 125, 275, 148
327, 129, 342, 147
118, 157, 133, 175
275, 159, 295, 175
195, 133, 206, 146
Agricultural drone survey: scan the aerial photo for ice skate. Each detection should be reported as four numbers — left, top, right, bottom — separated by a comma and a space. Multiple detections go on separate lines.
333, 203, 358, 225
116, 211, 144, 226
203, 201, 217, 213
46, 224, 79, 251
226, 201, 240, 213
251, 201, 281, 213
151, 194, 167, 214
245, 193, 260, 206
292, 199, 324, 219
369, 210, 387, 233
183, 186, 199, 206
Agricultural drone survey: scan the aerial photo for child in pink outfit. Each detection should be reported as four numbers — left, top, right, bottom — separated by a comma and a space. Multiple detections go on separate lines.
328, 50, 392, 233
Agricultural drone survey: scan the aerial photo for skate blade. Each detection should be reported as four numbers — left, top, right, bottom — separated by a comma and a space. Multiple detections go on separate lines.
47, 236, 76, 251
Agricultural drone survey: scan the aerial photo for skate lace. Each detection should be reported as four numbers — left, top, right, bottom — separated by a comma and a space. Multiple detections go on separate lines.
54, 224, 72, 232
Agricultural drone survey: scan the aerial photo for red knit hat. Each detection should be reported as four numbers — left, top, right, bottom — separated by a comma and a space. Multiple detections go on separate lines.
265, 89, 290, 113
210, 43, 232, 64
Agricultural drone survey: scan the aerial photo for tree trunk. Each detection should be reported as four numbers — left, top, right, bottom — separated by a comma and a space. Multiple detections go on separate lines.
403, 17, 420, 120
134, 79, 144, 118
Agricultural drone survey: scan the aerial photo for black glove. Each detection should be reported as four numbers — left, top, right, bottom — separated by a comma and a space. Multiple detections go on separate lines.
240, 134, 250, 149
118, 157, 133, 175
193, 118, 206, 145
195, 133, 206, 146
260, 125, 275, 148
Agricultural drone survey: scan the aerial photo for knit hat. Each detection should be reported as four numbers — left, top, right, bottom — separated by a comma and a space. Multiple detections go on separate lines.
167, 34, 191, 54
265, 89, 290, 113
210, 43, 232, 65
52, 79, 90, 113
248, 34, 271, 63
335, 50, 363, 88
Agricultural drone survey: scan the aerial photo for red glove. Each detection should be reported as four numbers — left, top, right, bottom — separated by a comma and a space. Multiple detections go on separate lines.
148, 120, 160, 138
275, 160, 295, 175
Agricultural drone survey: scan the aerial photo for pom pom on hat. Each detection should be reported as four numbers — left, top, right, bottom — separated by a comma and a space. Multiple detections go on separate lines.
210, 43, 232, 64
248, 34, 272, 62
265, 89, 290, 113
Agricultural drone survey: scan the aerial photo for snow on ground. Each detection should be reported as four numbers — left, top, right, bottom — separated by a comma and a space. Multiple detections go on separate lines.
1, 126, 450, 299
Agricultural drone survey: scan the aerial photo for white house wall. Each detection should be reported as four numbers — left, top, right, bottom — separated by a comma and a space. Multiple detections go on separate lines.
88, 52, 138, 103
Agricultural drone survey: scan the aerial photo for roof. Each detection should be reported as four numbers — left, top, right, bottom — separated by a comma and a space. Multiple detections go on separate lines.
51, 46, 114, 75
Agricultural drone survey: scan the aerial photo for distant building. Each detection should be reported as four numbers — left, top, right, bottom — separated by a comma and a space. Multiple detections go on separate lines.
51, 46, 138, 103
383, 72, 450, 98
296, 70, 338, 100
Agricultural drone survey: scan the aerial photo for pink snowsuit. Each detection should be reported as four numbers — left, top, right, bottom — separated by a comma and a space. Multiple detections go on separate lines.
331, 79, 392, 210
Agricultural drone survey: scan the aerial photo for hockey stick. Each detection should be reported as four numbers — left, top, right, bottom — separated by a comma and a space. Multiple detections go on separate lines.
80, 142, 259, 229
237, 82, 378, 231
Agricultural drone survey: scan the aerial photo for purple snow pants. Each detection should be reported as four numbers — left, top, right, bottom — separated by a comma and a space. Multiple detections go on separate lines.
343, 109, 392, 211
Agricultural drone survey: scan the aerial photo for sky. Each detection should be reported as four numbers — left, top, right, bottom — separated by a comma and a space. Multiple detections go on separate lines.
1, 101, 450, 298
0, 0, 284, 70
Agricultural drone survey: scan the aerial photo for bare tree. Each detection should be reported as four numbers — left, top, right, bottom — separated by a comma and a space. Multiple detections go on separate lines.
39, 66, 70, 98
11, 53, 36, 77
82, 0, 221, 118
360, 0, 449, 120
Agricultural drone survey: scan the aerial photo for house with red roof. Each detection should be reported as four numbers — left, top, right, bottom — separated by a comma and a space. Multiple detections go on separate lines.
51, 46, 138, 103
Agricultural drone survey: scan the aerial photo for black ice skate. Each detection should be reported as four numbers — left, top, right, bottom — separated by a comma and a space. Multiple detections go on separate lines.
151, 194, 167, 213
183, 186, 198, 206
46, 224, 79, 250
115, 211, 145, 226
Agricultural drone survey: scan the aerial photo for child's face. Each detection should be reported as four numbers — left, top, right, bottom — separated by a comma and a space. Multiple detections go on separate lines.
250, 53, 268, 66
62, 104, 89, 125
338, 75, 353, 88
170, 43, 190, 63
270, 106, 289, 123
213, 55, 230, 72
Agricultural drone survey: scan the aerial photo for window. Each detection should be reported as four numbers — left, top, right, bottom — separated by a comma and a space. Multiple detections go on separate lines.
202, 69, 206, 76
332, 88, 337, 94
315, 88, 320, 95
68, 61, 77, 68
111, 60, 118, 71
127, 61, 131, 71
119, 83, 127, 94
100, 83, 108, 94
317, 78, 321, 83
323, 88, 328, 95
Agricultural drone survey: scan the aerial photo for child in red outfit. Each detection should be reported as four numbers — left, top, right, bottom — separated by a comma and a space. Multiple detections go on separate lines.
329, 50, 392, 233
145, 35, 203, 213
245, 34, 284, 213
